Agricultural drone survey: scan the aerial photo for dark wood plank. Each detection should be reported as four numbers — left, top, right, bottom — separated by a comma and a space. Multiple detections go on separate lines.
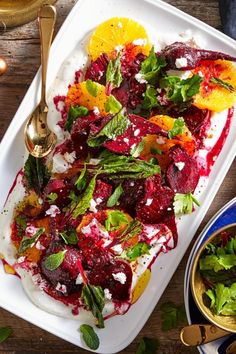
0, 0, 232, 353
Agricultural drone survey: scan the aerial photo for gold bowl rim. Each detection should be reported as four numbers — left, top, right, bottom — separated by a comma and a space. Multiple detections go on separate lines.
191, 223, 236, 333
0, 0, 57, 27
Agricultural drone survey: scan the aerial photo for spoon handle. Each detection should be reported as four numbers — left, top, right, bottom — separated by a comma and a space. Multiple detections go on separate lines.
180, 324, 230, 346
38, 5, 56, 105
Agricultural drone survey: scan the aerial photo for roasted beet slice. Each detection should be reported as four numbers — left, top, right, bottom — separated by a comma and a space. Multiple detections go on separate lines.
104, 114, 167, 155
119, 179, 145, 216
162, 42, 236, 70
112, 82, 130, 107
88, 259, 132, 301
85, 53, 109, 84
41, 243, 82, 295
44, 179, 71, 208
182, 106, 211, 135
136, 175, 174, 224
93, 180, 113, 208
166, 146, 200, 193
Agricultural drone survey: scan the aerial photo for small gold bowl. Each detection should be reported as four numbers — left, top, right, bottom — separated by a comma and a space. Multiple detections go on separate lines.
0, 0, 57, 27
191, 223, 236, 333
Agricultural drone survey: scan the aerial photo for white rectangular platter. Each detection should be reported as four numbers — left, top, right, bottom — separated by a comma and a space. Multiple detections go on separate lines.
0, 0, 235, 353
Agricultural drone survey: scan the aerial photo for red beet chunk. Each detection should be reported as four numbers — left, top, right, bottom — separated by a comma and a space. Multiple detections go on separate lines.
104, 114, 167, 155
162, 42, 236, 70
136, 175, 174, 224
44, 179, 71, 208
166, 146, 200, 193
93, 180, 113, 209
112, 82, 129, 107
182, 106, 210, 135
41, 243, 82, 295
85, 53, 109, 84
119, 179, 145, 216
121, 50, 146, 79
88, 259, 132, 301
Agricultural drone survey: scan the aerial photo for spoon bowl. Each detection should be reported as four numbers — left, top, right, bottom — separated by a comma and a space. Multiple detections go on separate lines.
24, 4, 57, 158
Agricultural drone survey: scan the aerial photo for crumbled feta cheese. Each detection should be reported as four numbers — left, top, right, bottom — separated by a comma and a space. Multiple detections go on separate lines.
89, 158, 101, 165
112, 272, 127, 284
175, 57, 188, 69
123, 138, 129, 144
130, 182, 135, 187
132, 38, 147, 46
111, 244, 123, 255
103, 239, 112, 247
89, 199, 98, 213
38, 197, 43, 205
135, 73, 148, 84
93, 106, 100, 115
115, 45, 124, 52
64, 151, 76, 164
55, 282, 67, 294
81, 224, 91, 235
52, 153, 70, 173
76, 273, 84, 285
156, 137, 165, 145
17, 256, 26, 263
35, 240, 45, 250
145, 198, 153, 206
130, 143, 136, 150
25, 225, 39, 236
198, 70, 204, 77
96, 197, 103, 205
174, 162, 185, 171
104, 288, 113, 300
45, 205, 61, 218
117, 22, 123, 28
134, 129, 140, 137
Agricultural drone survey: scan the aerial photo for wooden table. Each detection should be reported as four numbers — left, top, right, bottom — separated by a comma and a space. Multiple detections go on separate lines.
0, 1, 235, 353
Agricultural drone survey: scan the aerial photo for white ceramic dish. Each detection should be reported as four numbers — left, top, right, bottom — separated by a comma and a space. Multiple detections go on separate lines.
0, 0, 236, 353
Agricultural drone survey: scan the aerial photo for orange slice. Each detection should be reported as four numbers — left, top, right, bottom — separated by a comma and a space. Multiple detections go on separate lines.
132, 269, 151, 304
66, 81, 110, 116
88, 17, 151, 60
193, 60, 236, 112
141, 115, 196, 170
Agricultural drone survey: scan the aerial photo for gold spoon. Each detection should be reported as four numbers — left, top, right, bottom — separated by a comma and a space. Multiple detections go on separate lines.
180, 324, 230, 346
24, 4, 57, 158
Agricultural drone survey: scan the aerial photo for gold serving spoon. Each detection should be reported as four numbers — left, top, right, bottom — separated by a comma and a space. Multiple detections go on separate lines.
24, 4, 57, 158
180, 324, 230, 346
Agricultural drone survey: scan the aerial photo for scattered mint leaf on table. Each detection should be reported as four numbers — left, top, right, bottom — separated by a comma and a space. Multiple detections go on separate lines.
0, 326, 13, 343
136, 336, 159, 354
106, 184, 123, 207
65, 105, 89, 131
160, 302, 187, 331
44, 250, 66, 271
80, 324, 100, 350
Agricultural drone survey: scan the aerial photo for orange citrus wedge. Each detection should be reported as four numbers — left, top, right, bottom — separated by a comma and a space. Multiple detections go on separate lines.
193, 60, 236, 112
88, 17, 151, 60
132, 269, 151, 304
66, 81, 111, 116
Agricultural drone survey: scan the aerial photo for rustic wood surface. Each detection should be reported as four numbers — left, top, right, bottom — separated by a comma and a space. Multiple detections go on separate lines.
0, 0, 235, 353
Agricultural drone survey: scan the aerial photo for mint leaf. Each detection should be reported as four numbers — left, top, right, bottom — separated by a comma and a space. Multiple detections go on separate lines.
210, 77, 235, 92
75, 164, 87, 191
18, 227, 45, 254
160, 74, 202, 103
72, 174, 97, 218
136, 337, 159, 354
142, 85, 159, 110
44, 250, 66, 271
87, 109, 130, 147
0, 326, 12, 343
106, 54, 123, 89
59, 229, 78, 245
86, 80, 98, 97
118, 219, 143, 243
107, 184, 123, 207
168, 117, 185, 139
104, 95, 122, 114
24, 155, 50, 194
46, 192, 58, 204
80, 324, 99, 350
160, 302, 187, 331
105, 210, 129, 231
81, 285, 105, 328
65, 105, 89, 131
174, 193, 200, 215
140, 47, 167, 84
121, 242, 151, 262
130, 140, 144, 158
